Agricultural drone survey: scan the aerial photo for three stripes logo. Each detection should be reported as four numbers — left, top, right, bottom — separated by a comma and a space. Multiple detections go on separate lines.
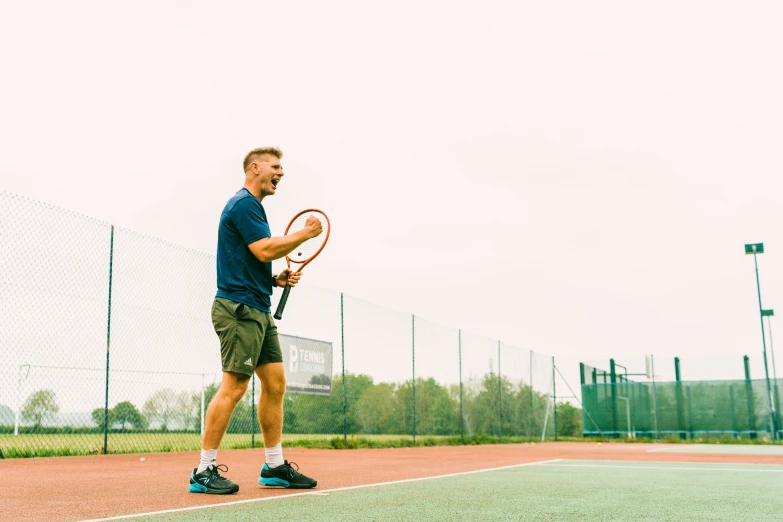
244, 358, 253, 367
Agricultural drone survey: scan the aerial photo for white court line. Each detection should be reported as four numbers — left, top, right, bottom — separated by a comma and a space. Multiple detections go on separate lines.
645, 448, 719, 453
539, 462, 783, 473
645, 448, 783, 453
80, 459, 563, 522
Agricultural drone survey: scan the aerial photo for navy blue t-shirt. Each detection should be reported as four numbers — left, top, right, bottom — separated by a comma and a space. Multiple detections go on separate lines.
215, 188, 274, 312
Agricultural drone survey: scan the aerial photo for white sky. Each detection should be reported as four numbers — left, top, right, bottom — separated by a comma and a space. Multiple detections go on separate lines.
3, 1, 783, 397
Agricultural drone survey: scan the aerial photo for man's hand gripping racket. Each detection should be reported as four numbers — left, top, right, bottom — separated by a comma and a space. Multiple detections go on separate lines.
273, 209, 330, 320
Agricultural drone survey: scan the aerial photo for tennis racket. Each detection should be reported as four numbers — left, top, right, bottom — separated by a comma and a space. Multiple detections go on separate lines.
273, 209, 330, 320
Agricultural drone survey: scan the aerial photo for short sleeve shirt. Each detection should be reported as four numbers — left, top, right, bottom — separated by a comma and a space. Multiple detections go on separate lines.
215, 188, 274, 312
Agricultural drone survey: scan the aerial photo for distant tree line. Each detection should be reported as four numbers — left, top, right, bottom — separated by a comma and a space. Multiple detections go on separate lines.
281, 372, 582, 438
10, 373, 582, 438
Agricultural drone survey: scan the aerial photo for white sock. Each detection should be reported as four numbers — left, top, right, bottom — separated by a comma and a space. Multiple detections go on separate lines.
197, 449, 217, 474
265, 443, 284, 468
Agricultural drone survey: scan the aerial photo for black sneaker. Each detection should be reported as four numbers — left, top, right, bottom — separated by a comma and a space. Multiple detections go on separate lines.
258, 460, 317, 489
189, 464, 239, 494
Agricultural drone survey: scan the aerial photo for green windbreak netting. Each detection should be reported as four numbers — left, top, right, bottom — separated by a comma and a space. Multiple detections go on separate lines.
582, 379, 783, 439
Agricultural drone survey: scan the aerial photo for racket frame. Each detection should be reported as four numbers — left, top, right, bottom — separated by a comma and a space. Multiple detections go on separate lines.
273, 209, 330, 320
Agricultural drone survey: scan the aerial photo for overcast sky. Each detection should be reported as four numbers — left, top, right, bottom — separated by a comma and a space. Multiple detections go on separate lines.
3, 1, 783, 393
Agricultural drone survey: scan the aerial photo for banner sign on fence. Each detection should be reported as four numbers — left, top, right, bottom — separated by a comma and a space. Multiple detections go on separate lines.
279, 334, 333, 395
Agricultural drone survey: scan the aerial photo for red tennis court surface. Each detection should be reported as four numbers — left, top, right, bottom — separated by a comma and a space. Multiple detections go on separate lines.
5, 442, 783, 521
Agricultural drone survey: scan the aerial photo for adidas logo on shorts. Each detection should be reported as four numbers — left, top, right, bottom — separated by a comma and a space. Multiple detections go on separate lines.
244, 358, 253, 366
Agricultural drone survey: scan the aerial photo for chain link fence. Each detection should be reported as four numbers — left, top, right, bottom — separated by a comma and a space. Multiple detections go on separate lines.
0, 192, 561, 458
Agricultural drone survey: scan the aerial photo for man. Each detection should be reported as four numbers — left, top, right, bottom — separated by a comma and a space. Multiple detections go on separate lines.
189, 147, 322, 494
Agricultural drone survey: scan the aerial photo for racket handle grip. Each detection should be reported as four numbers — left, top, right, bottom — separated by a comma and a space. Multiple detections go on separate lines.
273, 284, 292, 320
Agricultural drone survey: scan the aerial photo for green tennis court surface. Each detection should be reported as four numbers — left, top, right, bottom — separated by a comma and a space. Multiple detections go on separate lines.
647, 444, 783, 455
89, 459, 783, 521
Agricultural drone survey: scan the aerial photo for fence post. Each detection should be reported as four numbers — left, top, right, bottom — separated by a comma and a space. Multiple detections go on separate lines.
341, 293, 347, 446
497, 340, 502, 442
412, 314, 416, 445
103, 225, 115, 455
675, 357, 685, 439
529, 350, 534, 441
610, 359, 618, 436
552, 356, 557, 441
651, 355, 659, 441
745, 355, 757, 439
459, 329, 464, 444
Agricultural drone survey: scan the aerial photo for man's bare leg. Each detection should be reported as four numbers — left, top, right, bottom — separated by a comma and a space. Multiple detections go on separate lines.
255, 362, 317, 488
255, 362, 286, 450
189, 371, 249, 494
199, 372, 250, 468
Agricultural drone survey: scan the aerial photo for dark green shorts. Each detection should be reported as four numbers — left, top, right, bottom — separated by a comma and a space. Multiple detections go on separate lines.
211, 297, 282, 376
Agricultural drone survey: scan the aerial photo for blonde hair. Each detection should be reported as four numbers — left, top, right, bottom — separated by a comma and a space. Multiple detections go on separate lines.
243, 147, 283, 171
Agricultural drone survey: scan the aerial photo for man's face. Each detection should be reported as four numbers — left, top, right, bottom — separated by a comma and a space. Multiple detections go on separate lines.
251, 154, 284, 197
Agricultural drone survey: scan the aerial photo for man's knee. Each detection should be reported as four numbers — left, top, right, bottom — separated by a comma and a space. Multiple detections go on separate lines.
221, 373, 251, 402
263, 375, 287, 400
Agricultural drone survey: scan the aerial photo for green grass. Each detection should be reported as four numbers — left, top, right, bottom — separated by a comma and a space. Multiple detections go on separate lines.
0, 433, 331, 458
0, 433, 530, 458
4, 431, 783, 459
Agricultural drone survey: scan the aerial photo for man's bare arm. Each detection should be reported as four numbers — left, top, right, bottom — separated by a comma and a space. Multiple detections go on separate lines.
248, 231, 311, 263
248, 215, 323, 263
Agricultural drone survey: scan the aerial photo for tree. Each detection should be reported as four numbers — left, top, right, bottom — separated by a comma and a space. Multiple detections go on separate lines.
509, 382, 551, 439
22, 389, 59, 428
193, 383, 219, 432
190, 383, 253, 434
112, 401, 147, 431
424, 382, 460, 435
555, 401, 583, 437
408, 377, 459, 436
506, 382, 535, 438
143, 388, 195, 431
0, 404, 15, 425
176, 391, 200, 433
287, 373, 376, 435
91, 407, 116, 431
355, 382, 399, 434
464, 372, 510, 437
227, 397, 253, 434
341, 373, 376, 433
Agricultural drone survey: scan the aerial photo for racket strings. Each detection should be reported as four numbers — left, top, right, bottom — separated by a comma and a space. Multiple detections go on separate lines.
289, 212, 329, 262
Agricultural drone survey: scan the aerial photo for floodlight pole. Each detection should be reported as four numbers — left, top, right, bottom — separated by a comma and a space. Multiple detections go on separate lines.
764, 310, 780, 433
746, 243, 777, 439
766, 312, 779, 387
